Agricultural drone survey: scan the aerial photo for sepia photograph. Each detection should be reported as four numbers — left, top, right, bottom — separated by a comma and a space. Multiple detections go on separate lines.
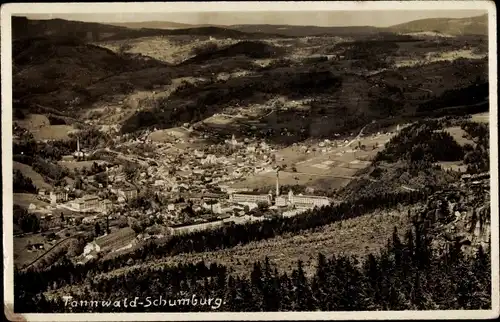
1, 1, 498, 321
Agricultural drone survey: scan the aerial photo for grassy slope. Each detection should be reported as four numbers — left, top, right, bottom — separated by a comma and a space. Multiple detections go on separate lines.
387, 14, 488, 35
13, 193, 49, 209
13, 161, 53, 191
76, 205, 417, 287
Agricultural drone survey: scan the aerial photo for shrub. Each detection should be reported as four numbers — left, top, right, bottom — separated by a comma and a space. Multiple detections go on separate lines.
13, 205, 40, 233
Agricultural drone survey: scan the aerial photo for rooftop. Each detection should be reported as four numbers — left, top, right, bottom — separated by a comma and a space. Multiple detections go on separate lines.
292, 194, 331, 200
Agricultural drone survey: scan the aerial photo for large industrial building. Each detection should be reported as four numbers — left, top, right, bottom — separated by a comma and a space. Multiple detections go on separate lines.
229, 193, 272, 205
276, 190, 331, 208
228, 170, 331, 209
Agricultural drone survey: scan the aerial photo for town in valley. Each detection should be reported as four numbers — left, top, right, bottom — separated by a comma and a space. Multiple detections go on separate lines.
10, 8, 494, 313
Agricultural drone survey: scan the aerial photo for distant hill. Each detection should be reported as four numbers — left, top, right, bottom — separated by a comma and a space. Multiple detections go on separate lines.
12, 16, 130, 41
12, 36, 171, 115
12, 17, 287, 41
182, 41, 283, 65
101, 25, 263, 41
387, 14, 487, 36
109, 21, 198, 29
228, 24, 380, 37
13, 15, 488, 42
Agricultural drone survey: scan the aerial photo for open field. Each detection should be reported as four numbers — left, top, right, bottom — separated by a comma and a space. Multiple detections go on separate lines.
14, 230, 76, 268
149, 127, 191, 142
32, 125, 76, 141
471, 112, 489, 123
13, 193, 49, 209
13, 161, 52, 191
14, 234, 50, 268
443, 126, 476, 146
97, 36, 240, 64
395, 49, 487, 68
16, 115, 77, 141
233, 131, 394, 191
232, 170, 353, 191
15, 114, 50, 129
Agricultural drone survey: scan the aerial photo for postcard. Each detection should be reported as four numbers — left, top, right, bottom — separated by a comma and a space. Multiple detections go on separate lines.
2, 1, 498, 321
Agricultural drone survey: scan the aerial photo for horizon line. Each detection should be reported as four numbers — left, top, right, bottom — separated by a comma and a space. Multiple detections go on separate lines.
18, 11, 487, 28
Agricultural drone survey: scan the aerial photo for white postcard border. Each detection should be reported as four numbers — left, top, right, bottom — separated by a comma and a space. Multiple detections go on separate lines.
2, 1, 499, 321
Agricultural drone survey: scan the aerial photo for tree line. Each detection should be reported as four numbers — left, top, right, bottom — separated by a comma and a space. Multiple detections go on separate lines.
15, 189, 430, 304
13, 170, 38, 193
16, 219, 490, 312
375, 120, 465, 163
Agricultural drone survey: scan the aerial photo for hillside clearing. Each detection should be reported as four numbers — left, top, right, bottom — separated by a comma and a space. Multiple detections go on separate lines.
90, 205, 418, 282
444, 126, 476, 146
13, 161, 52, 191
13, 193, 49, 209
32, 125, 76, 141
57, 160, 108, 171
471, 112, 489, 123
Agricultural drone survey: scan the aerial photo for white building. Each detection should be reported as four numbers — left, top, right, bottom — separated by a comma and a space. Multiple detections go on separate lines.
276, 190, 332, 209
229, 193, 272, 205
290, 194, 331, 208
288, 190, 331, 208
275, 196, 288, 207
67, 195, 111, 213
203, 202, 222, 214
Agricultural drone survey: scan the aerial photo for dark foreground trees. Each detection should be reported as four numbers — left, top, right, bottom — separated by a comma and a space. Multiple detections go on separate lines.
15, 220, 490, 312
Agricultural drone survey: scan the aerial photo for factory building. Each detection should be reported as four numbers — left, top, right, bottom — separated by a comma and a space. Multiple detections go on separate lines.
229, 193, 272, 205
275, 190, 331, 208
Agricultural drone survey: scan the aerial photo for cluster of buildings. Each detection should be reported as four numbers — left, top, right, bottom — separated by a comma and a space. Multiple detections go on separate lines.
37, 178, 138, 216
125, 135, 278, 196
60, 181, 138, 214
228, 172, 332, 209
128, 134, 333, 216
31, 128, 333, 232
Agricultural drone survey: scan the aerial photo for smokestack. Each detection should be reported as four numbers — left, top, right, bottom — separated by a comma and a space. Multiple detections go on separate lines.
276, 170, 280, 196
77, 136, 80, 152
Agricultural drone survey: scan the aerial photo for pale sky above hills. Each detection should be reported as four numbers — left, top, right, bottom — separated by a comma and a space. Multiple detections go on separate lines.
25, 10, 486, 27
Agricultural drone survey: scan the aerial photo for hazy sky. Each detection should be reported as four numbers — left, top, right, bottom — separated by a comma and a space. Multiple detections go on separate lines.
25, 10, 486, 27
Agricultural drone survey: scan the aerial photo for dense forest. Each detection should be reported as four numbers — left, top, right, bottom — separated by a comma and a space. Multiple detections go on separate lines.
16, 219, 491, 312
375, 121, 465, 163
120, 68, 343, 134
375, 118, 489, 168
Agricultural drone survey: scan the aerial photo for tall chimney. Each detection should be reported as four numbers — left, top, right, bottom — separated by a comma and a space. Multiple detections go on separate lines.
276, 170, 280, 196
77, 136, 80, 152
